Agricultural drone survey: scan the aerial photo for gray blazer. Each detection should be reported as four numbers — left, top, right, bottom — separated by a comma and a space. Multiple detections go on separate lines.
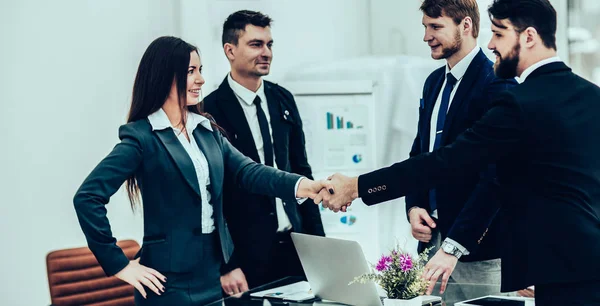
74, 118, 302, 276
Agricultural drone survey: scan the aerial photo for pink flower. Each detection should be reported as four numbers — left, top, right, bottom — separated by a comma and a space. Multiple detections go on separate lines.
399, 253, 413, 272
376, 255, 393, 271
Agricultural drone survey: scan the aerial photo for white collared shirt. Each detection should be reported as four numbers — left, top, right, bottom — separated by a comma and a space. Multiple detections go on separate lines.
147, 108, 215, 234
518, 56, 561, 83
227, 73, 293, 232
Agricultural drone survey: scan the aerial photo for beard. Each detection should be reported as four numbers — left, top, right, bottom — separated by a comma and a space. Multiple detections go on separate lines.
494, 41, 521, 79
434, 28, 462, 59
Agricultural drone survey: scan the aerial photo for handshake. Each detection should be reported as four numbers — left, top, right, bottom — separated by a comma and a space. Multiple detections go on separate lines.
296, 173, 359, 212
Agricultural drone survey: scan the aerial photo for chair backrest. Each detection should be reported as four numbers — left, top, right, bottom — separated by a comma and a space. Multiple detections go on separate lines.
46, 240, 140, 306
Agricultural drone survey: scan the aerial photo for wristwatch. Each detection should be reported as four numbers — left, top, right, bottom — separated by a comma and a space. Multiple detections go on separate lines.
441, 241, 463, 259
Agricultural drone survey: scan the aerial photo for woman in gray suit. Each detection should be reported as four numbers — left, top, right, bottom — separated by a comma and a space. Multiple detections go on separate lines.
73, 36, 328, 306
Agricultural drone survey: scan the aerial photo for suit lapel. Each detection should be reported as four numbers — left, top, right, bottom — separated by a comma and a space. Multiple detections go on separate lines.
215, 77, 261, 163
264, 82, 286, 168
423, 71, 445, 152
192, 127, 223, 201
441, 50, 486, 145
155, 129, 201, 200
263, 83, 302, 225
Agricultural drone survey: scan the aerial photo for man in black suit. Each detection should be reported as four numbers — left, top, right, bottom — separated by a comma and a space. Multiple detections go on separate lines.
317, 0, 600, 304
407, 0, 516, 297
204, 10, 325, 296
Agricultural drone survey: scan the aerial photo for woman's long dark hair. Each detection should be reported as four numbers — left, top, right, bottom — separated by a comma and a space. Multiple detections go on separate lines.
125, 36, 219, 209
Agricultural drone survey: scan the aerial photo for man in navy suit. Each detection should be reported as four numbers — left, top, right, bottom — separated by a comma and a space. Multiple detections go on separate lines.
319, 0, 600, 304
405, 0, 515, 297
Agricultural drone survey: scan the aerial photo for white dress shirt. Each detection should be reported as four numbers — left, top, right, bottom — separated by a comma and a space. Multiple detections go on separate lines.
148, 108, 216, 233
426, 46, 481, 256
227, 73, 294, 232
518, 56, 561, 83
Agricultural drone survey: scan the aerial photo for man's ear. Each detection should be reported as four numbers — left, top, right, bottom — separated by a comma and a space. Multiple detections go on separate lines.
463, 16, 473, 36
523, 26, 538, 48
224, 43, 235, 61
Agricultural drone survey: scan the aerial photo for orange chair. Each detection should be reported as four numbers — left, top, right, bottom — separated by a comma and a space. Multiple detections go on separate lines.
46, 240, 140, 306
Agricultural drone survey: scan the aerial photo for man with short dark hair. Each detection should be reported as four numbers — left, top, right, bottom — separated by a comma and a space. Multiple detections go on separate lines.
204, 10, 325, 296
406, 0, 516, 300
319, 0, 600, 304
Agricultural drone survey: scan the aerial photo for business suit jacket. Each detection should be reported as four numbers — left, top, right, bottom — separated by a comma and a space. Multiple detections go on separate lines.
204, 77, 325, 275
406, 49, 517, 261
74, 117, 302, 276
359, 62, 600, 291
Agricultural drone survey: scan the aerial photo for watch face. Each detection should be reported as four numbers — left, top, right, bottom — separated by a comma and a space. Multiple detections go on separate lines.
442, 243, 455, 254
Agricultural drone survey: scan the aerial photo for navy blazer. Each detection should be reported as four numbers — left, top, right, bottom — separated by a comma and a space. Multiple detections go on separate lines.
74, 117, 302, 276
204, 77, 324, 275
359, 62, 600, 291
406, 49, 517, 261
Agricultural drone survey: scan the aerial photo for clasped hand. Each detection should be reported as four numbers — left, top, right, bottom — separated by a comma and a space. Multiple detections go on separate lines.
296, 174, 358, 212
308, 173, 359, 212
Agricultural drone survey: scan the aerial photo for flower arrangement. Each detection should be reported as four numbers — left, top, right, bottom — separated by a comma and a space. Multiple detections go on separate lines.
350, 246, 431, 300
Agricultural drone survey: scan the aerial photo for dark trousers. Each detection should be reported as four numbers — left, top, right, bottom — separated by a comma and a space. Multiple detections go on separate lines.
244, 230, 306, 289
134, 233, 223, 306
536, 280, 600, 306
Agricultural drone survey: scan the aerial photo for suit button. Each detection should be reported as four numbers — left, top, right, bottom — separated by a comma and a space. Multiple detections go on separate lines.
377, 186, 382, 191
382, 185, 387, 190
368, 188, 373, 194
284, 110, 290, 116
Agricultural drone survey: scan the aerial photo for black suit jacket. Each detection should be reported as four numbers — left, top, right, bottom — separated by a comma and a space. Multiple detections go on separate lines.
358, 62, 600, 291
204, 77, 325, 275
406, 50, 517, 261
74, 118, 302, 276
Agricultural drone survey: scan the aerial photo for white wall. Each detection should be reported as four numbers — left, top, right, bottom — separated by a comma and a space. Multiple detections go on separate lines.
0, 1, 371, 305
370, 0, 429, 57
370, 0, 500, 60
180, 0, 371, 92
0, 0, 576, 304
0, 1, 179, 305
552, 0, 570, 62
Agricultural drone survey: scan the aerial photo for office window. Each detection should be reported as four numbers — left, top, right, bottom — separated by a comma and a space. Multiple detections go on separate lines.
568, 0, 600, 84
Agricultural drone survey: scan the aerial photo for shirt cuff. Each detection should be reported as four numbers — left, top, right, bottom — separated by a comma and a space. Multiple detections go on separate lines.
444, 238, 470, 256
294, 177, 308, 205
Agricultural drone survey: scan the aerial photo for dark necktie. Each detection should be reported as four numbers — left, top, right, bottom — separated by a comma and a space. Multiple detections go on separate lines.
253, 96, 274, 167
430, 72, 458, 212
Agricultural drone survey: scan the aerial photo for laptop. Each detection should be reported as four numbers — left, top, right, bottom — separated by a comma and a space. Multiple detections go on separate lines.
290, 233, 384, 306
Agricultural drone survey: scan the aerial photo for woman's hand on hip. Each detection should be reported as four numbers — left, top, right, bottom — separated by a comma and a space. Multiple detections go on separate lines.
115, 258, 166, 298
